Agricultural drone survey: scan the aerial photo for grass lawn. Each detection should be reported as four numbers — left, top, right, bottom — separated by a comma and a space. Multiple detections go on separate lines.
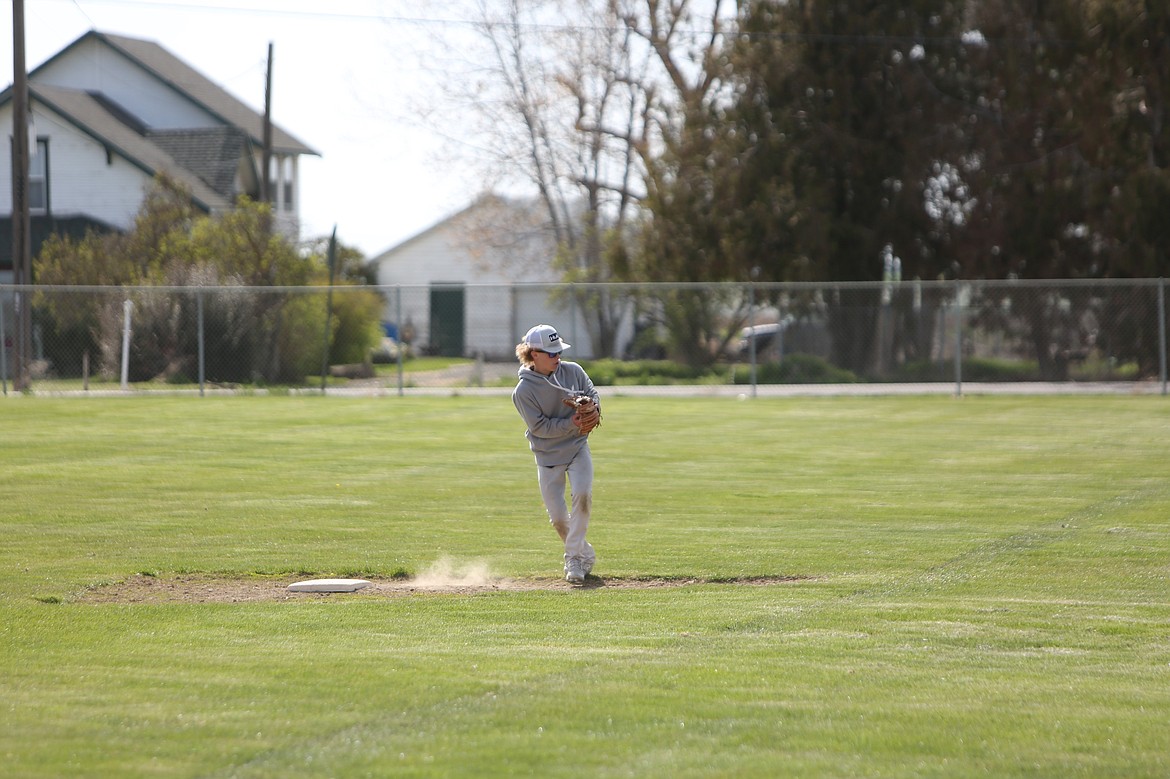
1, 394, 1167, 777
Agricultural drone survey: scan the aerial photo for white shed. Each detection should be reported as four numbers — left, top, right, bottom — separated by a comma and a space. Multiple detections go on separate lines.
370, 194, 603, 360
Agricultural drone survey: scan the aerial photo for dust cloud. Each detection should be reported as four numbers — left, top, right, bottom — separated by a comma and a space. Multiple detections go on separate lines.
411, 557, 499, 589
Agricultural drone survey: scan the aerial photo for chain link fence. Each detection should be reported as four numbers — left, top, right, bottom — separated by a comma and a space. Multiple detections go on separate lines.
1, 279, 1166, 395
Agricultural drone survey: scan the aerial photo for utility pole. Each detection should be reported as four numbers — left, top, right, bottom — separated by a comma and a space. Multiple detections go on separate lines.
261, 42, 273, 205
11, 0, 32, 391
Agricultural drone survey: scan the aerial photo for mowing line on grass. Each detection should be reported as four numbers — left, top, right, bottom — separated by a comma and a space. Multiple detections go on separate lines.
833, 484, 1165, 607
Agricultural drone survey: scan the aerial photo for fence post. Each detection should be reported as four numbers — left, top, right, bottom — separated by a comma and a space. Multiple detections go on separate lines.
953, 281, 963, 397
1158, 278, 1166, 396
510, 284, 518, 358
395, 285, 404, 397
197, 289, 206, 397
747, 282, 757, 397
120, 299, 133, 390
0, 293, 7, 396
320, 228, 337, 394
569, 284, 578, 355
13, 289, 27, 391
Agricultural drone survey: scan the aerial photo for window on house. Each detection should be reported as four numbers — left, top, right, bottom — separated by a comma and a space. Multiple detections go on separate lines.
29, 139, 48, 212
281, 157, 294, 211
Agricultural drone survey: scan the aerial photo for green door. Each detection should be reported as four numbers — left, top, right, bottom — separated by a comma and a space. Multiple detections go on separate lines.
429, 284, 465, 357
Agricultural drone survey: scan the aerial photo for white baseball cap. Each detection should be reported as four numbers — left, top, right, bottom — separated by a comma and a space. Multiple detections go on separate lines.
523, 324, 570, 353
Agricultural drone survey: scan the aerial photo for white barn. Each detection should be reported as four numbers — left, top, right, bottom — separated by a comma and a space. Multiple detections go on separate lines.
370, 194, 611, 360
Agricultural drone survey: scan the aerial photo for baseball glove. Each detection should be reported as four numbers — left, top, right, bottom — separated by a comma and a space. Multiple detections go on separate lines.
564, 395, 601, 435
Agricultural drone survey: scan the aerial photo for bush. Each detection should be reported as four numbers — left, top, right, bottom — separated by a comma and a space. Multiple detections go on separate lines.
29, 176, 382, 387
732, 354, 860, 384
580, 358, 715, 386
192, 287, 260, 384
31, 303, 99, 380
274, 294, 329, 384
891, 358, 1038, 382
327, 289, 385, 366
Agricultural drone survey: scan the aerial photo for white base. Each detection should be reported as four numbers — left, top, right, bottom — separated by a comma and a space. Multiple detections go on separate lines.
287, 578, 373, 593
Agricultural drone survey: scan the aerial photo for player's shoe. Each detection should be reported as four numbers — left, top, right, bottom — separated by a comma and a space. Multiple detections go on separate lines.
565, 558, 585, 584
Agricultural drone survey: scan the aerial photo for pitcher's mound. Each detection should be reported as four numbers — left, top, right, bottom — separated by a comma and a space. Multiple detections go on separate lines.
79, 573, 805, 604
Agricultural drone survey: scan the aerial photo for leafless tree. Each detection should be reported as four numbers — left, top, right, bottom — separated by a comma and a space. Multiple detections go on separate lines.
423, 0, 734, 355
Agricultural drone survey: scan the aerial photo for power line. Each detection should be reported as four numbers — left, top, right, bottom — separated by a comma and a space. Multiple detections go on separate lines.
51, 0, 1082, 48
54, 0, 482, 27
69, 0, 98, 27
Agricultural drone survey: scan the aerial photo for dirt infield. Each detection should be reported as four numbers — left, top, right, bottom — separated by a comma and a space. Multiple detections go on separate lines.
79, 572, 805, 604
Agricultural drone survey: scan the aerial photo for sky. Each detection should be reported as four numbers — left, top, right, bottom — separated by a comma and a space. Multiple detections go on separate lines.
0, 0, 485, 257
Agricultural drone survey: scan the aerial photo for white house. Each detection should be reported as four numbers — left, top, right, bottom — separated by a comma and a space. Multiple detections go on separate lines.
370, 194, 617, 360
0, 30, 318, 277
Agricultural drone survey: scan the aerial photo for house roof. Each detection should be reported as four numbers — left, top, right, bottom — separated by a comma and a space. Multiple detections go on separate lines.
370, 193, 565, 283
34, 30, 319, 157
147, 127, 252, 198
372, 193, 560, 262
24, 83, 235, 213
372, 196, 498, 260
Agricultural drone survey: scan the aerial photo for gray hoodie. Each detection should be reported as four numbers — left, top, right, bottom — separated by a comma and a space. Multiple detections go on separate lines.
512, 361, 601, 466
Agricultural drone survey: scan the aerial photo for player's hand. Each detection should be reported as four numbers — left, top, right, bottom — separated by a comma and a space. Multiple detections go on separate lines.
565, 396, 601, 435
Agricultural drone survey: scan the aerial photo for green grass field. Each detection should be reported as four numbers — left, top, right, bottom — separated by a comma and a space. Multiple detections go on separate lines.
1, 394, 1167, 778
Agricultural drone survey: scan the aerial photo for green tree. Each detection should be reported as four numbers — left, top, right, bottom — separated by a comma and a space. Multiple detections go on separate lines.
706, 0, 975, 372
323, 289, 385, 366
34, 176, 379, 384
1080, 0, 1169, 279
954, 1, 1167, 376
955, 0, 1093, 280
303, 234, 375, 285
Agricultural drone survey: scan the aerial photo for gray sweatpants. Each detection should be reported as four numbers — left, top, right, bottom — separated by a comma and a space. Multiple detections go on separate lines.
536, 446, 596, 571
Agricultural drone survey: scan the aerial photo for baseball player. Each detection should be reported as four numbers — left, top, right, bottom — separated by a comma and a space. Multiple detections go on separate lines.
512, 324, 601, 584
